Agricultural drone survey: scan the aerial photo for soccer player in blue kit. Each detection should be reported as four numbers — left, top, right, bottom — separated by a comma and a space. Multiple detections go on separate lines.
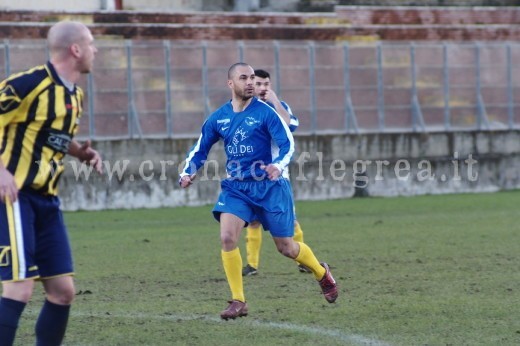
180, 63, 338, 320
0, 21, 102, 345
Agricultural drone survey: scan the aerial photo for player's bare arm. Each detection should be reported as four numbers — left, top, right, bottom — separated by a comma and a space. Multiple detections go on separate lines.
0, 159, 18, 202
68, 139, 103, 174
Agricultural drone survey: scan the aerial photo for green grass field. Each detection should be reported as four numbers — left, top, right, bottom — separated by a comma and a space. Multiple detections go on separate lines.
14, 191, 520, 345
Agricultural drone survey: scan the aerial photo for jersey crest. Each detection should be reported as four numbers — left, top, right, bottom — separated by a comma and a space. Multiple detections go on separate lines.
244, 116, 260, 126
0, 84, 21, 113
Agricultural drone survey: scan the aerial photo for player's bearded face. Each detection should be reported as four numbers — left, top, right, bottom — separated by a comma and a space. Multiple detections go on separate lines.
229, 66, 254, 100
235, 84, 253, 100
233, 79, 254, 100
78, 33, 97, 74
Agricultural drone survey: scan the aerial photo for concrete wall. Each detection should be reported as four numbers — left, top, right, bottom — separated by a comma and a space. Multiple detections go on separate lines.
0, 0, 103, 11
2, 7, 520, 41
2, 0, 518, 12
58, 130, 520, 211
0, 0, 297, 11
335, 6, 520, 25
338, 0, 519, 5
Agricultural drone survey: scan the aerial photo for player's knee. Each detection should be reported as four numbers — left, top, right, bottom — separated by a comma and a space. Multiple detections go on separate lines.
275, 243, 297, 259
2, 281, 35, 303
45, 280, 76, 305
278, 247, 296, 259
220, 233, 238, 248
47, 286, 75, 305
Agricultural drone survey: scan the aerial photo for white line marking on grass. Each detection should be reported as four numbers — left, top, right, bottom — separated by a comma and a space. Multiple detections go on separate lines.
69, 311, 391, 346
248, 319, 391, 346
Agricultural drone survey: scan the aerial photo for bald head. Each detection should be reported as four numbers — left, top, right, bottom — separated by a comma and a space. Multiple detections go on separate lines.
47, 21, 91, 58
47, 21, 97, 81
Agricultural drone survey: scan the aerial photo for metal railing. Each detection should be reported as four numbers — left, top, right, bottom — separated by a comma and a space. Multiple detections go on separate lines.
1, 39, 519, 139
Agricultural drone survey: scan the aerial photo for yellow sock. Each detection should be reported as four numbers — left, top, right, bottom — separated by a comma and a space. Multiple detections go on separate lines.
221, 248, 245, 302
246, 225, 262, 269
293, 221, 304, 243
294, 242, 326, 280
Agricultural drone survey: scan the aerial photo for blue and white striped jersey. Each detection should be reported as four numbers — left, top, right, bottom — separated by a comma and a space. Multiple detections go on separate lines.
181, 97, 295, 180
262, 99, 299, 132
263, 99, 299, 179
278, 100, 299, 133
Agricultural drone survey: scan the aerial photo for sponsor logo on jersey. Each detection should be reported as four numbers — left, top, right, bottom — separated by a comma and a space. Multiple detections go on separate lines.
46, 130, 72, 153
217, 118, 230, 124
227, 127, 253, 155
232, 127, 248, 146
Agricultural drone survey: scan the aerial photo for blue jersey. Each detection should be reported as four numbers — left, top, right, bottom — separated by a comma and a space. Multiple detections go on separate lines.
181, 97, 294, 180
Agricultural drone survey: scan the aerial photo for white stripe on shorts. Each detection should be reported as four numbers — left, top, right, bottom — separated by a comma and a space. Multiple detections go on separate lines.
12, 200, 26, 280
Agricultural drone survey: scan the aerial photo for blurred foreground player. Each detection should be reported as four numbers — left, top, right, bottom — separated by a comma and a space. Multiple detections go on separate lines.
0, 21, 102, 345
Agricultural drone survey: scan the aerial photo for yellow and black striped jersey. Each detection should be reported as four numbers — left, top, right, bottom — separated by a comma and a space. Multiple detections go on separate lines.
0, 62, 83, 196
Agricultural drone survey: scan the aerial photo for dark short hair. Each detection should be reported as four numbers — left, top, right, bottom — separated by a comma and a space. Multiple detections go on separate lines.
254, 69, 270, 79
228, 62, 251, 79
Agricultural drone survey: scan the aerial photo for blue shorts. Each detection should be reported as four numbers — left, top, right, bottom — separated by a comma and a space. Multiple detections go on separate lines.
251, 178, 297, 228
213, 178, 295, 238
0, 189, 74, 282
